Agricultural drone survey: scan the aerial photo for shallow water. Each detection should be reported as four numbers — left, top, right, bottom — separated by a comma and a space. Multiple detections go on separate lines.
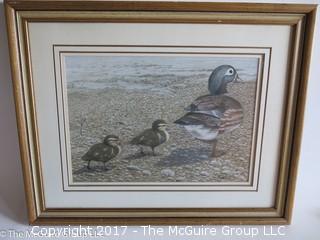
65, 55, 258, 95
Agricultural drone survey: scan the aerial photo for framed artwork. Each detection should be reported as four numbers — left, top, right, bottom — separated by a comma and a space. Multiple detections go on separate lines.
5, 0, 316, 225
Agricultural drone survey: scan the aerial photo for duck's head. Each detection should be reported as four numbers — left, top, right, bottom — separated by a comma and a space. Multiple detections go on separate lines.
208, 65, 241, 95
152, 119, 168, 131
103, 135, 121, 146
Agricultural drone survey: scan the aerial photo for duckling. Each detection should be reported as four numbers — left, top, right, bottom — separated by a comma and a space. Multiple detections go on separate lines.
131, 119, 169, 156
175, 65, 243, 157
82, 135, 121, 170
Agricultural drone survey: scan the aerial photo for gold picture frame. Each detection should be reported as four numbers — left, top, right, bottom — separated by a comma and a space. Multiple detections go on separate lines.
5, 0, 317, 225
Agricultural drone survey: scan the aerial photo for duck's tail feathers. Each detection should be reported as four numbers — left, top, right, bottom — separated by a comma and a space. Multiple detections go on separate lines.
81, 154, 89, 161
174, 116, 189, 125
130, 136, 141, 145
184, 103, 197, 112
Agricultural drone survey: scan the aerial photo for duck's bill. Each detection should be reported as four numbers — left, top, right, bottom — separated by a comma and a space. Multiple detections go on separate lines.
110, 138, 121, 144
233, 74, 244, 83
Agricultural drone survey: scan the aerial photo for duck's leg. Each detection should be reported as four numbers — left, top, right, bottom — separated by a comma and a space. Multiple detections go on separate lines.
140, 146, 145, 155
103, 162, 112, 171
87, 160, 92, 170
151, 147, 156, 156
210, 140, 217, 158
210, 139, 225, 158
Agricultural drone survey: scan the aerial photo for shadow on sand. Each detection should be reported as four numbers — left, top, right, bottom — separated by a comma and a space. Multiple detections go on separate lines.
123, 151, 155, 161
156, 147, 211, 167
73, 165, 111, 175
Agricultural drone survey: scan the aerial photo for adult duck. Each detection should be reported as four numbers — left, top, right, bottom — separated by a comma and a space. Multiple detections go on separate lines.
174, 65, 243, 157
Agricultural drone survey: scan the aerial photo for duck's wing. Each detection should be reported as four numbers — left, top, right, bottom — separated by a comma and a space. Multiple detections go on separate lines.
81, 143, 113, 161
82, 143, 100, 161
174, 113, 221, 141
131, 129, 157, 146
183, 95, 243, 134
219, 108, 243, 134
184, 95, 225, 118
217, 96, 243, 133
185, 95, 242, 119
175, 112, 220, 129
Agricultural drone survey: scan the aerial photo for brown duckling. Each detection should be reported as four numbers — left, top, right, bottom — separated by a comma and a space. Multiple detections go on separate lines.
82, 135, 121, 170
131, 119, 169, 156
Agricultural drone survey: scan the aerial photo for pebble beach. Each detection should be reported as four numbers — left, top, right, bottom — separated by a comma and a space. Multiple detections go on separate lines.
69, 79, 256, 183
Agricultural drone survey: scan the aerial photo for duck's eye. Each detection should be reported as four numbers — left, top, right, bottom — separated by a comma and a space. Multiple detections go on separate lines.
225, 68, 234, 76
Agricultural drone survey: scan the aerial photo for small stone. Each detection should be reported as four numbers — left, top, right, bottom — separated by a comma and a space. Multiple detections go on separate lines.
210, 161, 222, 167
239, 176, 247, 181
127, 165, 141, 171
200, 171, 210, 177
222, 169, 232, 174
176, 177, 186, 182
142, 170, 151, 176
161, 169, 175, 177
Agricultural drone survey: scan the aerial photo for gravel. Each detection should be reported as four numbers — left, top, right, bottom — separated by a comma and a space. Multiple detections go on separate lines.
161, 169, 176, 177
69, 81, 255, 183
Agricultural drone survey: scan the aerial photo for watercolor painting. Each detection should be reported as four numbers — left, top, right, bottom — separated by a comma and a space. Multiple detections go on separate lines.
64, 54, 259, 183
